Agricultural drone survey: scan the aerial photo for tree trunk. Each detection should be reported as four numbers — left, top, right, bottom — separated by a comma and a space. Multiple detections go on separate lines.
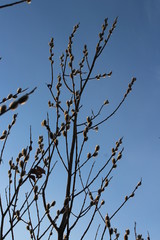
58, 231, 63, 240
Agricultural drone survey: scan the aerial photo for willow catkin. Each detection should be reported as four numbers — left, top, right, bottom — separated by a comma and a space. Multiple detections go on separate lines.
18, 94, 29, 105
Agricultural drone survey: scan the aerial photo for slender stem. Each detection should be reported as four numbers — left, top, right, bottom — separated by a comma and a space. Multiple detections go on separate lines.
0, 0, 27, 10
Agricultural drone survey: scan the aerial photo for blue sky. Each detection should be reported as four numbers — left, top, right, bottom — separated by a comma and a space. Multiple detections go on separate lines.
0, 0, 160, 239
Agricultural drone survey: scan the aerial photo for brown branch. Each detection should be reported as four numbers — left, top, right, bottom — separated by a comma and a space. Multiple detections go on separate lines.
0, 0, 28, 10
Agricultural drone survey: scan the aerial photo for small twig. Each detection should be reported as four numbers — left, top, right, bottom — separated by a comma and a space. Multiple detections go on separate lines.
94, 224, 101, 240
0, 0, 27, 9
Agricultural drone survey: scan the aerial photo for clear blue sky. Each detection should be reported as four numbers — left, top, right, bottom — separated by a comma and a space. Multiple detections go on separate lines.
0, 0, 160, 239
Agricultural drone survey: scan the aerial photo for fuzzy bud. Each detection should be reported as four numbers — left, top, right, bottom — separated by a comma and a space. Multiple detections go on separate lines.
9, 101, 18, 110
104, 178, 108, 187
124, 234, 128, 240
101, 200, 105, 205
22, 148, 27, 156
126, 229, 130, 235
95, 145, 100, 152
17, 88, 22, 93
104, 100, 109, 105
51, 200, 56, 207
93, 151, 98, 157
112, 158, 116, 164
117, 152, 122, 160
0, 105, 7, 114
19, 160, 24, 168
130, 192, 134, 198
41, 120, 46, 126
18, 94, 29, 105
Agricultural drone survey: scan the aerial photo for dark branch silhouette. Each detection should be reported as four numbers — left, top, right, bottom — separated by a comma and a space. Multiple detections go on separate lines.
0, 3, 150, 240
